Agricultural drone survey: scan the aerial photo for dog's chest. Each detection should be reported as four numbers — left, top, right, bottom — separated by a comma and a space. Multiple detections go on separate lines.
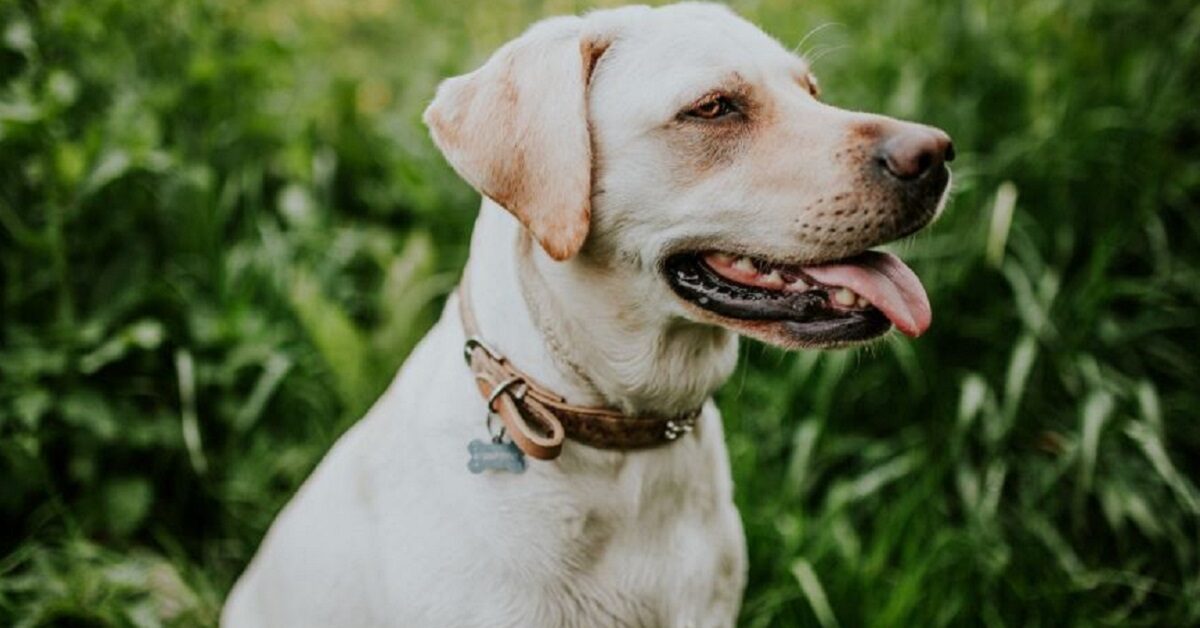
383, 438, 746, 627
538, 510, 739, 626
525, 483, 742, 627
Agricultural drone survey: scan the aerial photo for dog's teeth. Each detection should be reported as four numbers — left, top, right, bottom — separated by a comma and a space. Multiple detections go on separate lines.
761, 270, 784, 288
789, 278, 809, 291
833, 288, 857, 306
710, 252, 734, 266
732, 257, 756, 273
856, 296, 870, 309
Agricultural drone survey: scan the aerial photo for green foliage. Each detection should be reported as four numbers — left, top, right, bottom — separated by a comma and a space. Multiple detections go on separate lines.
0, 0, 464, 622
1, 0, 1197, 625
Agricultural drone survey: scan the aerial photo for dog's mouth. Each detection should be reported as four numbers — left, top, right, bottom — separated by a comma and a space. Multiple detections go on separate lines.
663, 250, 931, 347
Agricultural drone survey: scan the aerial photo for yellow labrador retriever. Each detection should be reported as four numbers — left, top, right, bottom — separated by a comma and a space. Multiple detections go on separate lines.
223, 3, 952, 626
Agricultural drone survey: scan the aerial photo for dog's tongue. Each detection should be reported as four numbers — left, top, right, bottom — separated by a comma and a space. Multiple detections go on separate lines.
803, 251, 932, 337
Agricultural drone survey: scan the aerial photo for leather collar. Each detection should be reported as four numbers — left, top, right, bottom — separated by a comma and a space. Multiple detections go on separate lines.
458, 271, 700, 460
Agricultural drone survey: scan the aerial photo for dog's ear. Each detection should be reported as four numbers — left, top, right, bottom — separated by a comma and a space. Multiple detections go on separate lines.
424, 18, 611, 261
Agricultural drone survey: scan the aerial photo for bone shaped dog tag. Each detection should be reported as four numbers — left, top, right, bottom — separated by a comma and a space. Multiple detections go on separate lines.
467, 439, 526, 474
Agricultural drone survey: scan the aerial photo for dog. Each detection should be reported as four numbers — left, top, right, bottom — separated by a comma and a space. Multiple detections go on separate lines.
222, 3, 953, 626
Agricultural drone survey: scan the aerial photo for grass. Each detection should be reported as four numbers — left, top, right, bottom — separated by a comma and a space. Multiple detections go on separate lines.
1, 0, 1198, 625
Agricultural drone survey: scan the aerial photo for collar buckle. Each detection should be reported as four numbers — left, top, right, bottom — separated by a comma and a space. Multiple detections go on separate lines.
486, 375, 527, 411
463, 335, 504, 365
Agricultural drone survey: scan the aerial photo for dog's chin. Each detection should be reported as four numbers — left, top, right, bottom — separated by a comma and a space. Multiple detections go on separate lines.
661, 248, 932, 350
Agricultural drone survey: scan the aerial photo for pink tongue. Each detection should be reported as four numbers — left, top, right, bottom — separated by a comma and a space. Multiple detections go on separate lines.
803, 251, 932, 337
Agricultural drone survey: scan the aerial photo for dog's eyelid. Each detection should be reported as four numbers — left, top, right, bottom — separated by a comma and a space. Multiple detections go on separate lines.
677, 90, 748, 122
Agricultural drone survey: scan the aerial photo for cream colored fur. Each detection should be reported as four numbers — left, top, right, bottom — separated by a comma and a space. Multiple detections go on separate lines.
223, 3, 948, 626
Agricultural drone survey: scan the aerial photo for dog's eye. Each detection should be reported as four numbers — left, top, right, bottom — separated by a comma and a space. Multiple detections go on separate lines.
685, 95, 738, 120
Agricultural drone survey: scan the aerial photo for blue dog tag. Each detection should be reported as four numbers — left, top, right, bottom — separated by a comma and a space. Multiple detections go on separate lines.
467, 439, 526, 474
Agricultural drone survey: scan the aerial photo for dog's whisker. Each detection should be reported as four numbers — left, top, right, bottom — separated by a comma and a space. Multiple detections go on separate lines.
807, 44, 852, 67
793, 21, 844, 58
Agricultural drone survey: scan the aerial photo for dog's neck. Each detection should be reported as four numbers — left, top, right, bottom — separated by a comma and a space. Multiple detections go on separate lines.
466, 200, 739, 418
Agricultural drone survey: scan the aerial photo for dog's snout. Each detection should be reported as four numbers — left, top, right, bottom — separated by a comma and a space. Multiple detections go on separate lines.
876, 127, 954, 181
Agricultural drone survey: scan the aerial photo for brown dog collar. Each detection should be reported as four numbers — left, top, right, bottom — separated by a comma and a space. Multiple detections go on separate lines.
458, 273, 700, 461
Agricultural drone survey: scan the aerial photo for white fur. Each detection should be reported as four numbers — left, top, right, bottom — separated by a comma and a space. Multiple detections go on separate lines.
224, 3, 948, 626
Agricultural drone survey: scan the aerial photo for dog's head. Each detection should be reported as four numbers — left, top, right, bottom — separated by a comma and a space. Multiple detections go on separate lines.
425, 3, 953, 350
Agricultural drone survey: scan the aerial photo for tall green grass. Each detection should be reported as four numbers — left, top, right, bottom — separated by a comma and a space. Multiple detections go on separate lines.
1, 0, 1197, 625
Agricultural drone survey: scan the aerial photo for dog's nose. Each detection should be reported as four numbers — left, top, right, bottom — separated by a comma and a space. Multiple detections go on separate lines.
877, 127, 955, 180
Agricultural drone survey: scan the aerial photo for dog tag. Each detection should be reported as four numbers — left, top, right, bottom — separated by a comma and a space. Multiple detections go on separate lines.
467, 439, 526, 474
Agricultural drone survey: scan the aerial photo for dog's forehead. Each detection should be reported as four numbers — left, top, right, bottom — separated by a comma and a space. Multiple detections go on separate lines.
640, 6, 798, 65
595, 4, 809, 100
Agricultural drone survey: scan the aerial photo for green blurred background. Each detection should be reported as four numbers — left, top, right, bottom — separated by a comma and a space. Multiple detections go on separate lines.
2, 0, 1198, 625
